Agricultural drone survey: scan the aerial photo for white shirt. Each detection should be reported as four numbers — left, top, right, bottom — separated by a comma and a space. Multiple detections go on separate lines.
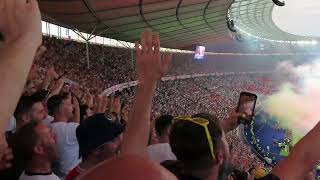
147, 143, 176, 163
6, 116, 16, 132
50, 122, 81, 178
42, 115, 54, 126
19, 171, 60, 180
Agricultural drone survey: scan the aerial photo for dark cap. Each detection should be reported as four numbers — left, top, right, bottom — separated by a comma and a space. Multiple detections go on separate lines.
76, 113, 125, 158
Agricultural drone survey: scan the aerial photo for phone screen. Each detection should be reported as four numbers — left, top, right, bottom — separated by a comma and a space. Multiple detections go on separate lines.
236, 92, 257, 124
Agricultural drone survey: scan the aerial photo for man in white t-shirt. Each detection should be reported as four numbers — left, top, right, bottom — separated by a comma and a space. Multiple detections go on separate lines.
15, 121, 60, 180
42, 115, 54, 126
147, 115, 176, 163
47, 94, 81, 178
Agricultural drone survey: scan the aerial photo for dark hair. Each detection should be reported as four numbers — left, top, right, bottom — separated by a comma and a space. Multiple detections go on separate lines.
25, 80, 33, 87
169, 113, 223, 170
161, 160, 184, 178
248, 167, 255, 175
14, 121, 40, 167
155, 115, 174, 136
231, 170, 249, 180
14, 96, 42, 124
47, 93, 69, 115
32, 90, 50, 102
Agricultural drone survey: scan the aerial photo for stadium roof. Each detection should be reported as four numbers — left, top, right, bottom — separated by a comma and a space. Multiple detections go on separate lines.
39, 0, 315, 50
229, 0, 315, 42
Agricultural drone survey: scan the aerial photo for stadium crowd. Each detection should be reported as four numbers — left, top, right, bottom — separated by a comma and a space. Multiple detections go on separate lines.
0, 1, 319, 180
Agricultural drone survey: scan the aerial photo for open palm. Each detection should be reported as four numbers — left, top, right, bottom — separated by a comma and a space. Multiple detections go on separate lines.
135, 30, 171, 85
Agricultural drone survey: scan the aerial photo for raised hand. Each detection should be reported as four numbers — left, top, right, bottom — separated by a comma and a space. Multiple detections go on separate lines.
100, 96, 109, 113
135, 30, 171, 86
27, 64, 39, 81
0, 0, 42, 133
34, 45, 47, 59
0, 0, 42, 46
47, 66, 59, 79
72, 96, 80, 123
47, 77, 65, 99
0, 135, 13, 170
72, 96, 80, 110
93, 95, 102, 114
112, 96, 121, 114
222, 109, 242, 133
121, 30, 171, 156
84, 89, 94, 108
0, 147, 13, 170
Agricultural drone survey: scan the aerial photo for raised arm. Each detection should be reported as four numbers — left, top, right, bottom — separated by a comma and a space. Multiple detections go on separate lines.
84, 89, 94, 108
47, 78, 64, 99
0, 134, 13, 171
271, 121, 320, 180
221, 109, 241, 133
120, 30, 171, 156
41, 66, 58, 90
0, 0, 42, 132
70, 96, 80, 123
92, 95, 102, 114
34, 45, 47, 60
111, 96, 121, 114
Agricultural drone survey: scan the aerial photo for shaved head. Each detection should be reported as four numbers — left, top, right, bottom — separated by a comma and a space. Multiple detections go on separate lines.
78, 154, 177, 180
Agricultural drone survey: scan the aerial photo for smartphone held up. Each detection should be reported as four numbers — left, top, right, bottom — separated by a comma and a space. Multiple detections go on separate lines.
236, 92, 257, 124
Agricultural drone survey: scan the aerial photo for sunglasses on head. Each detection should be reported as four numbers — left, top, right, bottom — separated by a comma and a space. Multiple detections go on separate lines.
174, 116, 215, 160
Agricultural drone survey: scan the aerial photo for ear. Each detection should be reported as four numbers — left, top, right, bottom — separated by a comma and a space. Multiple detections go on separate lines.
58, 105, 63, 114
34, 144, 44, 155
215, 151, 224, 166
21, 114, 31, 125
166, 124, 174, 135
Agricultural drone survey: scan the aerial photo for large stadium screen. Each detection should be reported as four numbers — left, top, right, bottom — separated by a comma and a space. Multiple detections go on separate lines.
194, 45, 205, 60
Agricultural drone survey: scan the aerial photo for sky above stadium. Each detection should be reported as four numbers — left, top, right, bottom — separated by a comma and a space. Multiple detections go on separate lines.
272, 0, 320, 37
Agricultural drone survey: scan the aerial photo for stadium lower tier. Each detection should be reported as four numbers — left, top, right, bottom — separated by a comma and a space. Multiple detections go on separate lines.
244, 110, 320, 179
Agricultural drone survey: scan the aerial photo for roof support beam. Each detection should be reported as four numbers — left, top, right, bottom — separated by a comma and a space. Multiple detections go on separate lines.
203, 0, 218, 33
72, 2, 230, 26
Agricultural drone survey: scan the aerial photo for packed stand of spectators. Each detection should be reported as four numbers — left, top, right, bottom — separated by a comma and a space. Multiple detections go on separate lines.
228, 130, 265, 172
120, 74, 272, 172
31, 35, 276, 95
0, 28, 297, 180
1, 1, 319, 180
34, 36, 136, 93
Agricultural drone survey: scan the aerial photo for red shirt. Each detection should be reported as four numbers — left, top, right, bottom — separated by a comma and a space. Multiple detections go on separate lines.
65, 165, 84, 180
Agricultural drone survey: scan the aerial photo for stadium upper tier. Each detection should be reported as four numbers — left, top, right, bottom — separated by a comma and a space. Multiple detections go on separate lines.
39, 0, 318, 50
229, 0, 317, 42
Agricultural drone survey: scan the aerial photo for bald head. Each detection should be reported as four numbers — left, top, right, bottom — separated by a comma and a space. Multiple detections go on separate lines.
78, 154, 177, 180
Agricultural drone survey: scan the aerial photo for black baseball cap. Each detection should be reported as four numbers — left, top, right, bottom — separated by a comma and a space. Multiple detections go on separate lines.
76, 113, 125, 158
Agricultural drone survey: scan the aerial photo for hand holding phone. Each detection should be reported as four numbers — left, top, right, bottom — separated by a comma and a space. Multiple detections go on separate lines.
236, 92, 257, 124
